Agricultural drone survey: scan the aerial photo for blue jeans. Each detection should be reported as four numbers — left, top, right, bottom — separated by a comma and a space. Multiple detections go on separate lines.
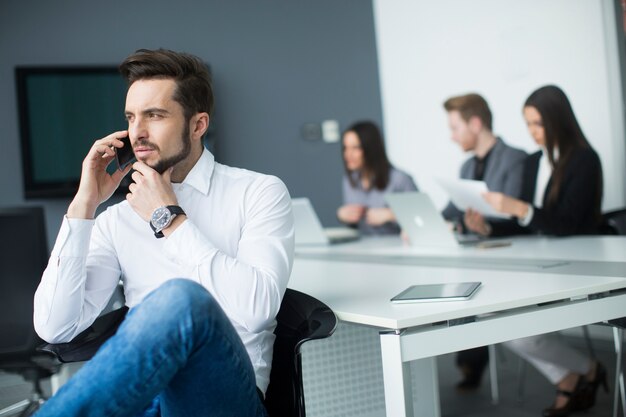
35, 279, 268, 417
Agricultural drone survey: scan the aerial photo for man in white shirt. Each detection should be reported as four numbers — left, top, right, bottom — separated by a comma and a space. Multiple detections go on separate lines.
33, 49, 294, 417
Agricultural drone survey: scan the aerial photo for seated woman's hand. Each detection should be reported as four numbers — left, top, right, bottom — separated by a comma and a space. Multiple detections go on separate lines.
337, 204, 366, 224
464, 208, 491, 236
446, 220, 462, 233
365, 207, 395, 226
483, 192, 529, 218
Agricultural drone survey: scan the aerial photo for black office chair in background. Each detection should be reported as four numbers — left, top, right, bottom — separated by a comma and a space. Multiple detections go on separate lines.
499, 210, 626, 409
515, 209, 626, 415
600, 208, 626, 417
40, 288, 337, 417
602, 208, 626, 236
0, 207, 58, 417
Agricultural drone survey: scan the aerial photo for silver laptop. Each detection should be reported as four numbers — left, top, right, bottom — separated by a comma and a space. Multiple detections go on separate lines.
292, 198, 360, 245
385, 192, 484, 248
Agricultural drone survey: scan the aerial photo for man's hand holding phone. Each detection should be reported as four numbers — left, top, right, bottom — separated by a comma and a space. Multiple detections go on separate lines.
115, 134, 136, 171
67, 131, 133, 219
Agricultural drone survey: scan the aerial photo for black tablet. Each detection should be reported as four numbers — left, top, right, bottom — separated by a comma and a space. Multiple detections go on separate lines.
390, 282, 481, 304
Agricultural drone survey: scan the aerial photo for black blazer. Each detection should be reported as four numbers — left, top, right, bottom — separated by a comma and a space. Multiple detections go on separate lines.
491, 147, 603, 237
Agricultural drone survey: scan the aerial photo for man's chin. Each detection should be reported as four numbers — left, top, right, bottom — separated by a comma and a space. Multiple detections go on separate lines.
150, 162, 169, 175
136, 157, 165, 174
151, 159, 180, 175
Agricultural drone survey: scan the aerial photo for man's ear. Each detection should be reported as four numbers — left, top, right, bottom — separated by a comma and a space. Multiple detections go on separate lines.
190, 112, 210, 141
468, 115, 483, 133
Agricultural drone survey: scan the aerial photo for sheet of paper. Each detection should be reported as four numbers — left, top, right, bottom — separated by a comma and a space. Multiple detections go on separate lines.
436, 177, 511, 219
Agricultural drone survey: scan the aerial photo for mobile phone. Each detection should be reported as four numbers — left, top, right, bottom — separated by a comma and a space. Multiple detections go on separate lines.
115, 134, 136, 171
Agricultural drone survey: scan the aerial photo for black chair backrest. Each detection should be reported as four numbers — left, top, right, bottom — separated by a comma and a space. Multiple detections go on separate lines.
602, 208, 626, 235
264, 288, 338, 417
601, 208, 626, 327
0, 206, 48, 357
39, 306, 129, 363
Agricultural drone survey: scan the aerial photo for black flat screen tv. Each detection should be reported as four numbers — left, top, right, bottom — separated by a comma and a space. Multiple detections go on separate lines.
15, 66, 128, 198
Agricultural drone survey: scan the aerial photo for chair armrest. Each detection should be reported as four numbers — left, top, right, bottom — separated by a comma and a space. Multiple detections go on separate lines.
37, 307, 128, 363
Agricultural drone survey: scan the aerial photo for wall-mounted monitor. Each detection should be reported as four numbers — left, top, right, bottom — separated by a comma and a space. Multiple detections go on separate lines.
15, 66, 128, 198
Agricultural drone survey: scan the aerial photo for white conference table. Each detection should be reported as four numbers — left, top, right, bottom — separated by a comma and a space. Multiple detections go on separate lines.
289, 236, 626, 417
296, 235, 626, 263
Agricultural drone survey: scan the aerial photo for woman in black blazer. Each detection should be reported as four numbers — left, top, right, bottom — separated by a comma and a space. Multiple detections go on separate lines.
465, 85, 606, 417
465, 86, 603, 237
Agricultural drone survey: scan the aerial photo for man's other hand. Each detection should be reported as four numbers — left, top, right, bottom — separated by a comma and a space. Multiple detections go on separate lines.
126, 162, 178, 222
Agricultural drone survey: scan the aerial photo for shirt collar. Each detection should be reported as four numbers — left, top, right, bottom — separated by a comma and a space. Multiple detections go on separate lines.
175, 149, 215, 195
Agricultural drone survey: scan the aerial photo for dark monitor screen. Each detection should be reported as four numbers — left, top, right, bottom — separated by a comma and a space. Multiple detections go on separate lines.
16, 66, 128, 198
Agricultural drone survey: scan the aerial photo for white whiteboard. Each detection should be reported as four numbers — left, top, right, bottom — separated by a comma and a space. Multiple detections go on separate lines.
373, 0, 626, 211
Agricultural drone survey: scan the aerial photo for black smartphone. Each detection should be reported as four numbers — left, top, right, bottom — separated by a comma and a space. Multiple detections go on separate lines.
115, 134, 136, 171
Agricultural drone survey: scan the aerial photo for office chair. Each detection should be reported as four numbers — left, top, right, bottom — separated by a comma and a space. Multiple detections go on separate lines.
264, 288, 337, 417
600, 208, 626, 417
40, 288, 337, 417
496, 211, 626, 408
506, 211, 626, 410
0, 207, 59, 417
601, 208, 626, 236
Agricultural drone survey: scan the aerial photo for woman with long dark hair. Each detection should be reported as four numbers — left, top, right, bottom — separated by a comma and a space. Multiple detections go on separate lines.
466, 85, 606, 416
337, 121, 417, 235
465, 85, 603, 237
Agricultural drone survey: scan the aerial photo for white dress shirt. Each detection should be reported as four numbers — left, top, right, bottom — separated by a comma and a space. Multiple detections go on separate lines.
34, 149, 295, 393
533, 148, 554, 209
520, 148, 554, 226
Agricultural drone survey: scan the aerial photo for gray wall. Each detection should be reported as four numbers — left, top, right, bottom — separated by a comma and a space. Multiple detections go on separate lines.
0, 0, 383, 246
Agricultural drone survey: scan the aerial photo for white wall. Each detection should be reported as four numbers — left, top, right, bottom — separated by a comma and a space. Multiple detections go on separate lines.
373, 0, 626, 211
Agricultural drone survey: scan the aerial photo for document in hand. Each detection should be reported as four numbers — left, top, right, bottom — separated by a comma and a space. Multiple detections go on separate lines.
436, 178, 511, 219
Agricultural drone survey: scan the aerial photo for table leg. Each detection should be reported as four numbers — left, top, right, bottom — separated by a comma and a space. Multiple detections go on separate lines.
380, 332, 441, 417
380, 332, 414, 417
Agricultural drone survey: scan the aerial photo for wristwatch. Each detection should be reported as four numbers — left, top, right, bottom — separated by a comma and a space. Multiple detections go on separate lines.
149, 205, 185, 238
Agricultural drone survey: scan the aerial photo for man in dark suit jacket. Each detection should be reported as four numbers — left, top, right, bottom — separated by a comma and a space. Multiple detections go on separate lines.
441, 93, 527, 391
442, 93, 527, 225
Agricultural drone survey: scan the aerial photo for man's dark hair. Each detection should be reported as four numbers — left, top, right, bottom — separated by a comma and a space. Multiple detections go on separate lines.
343, 121, 392, 190
119, 48, 214, 122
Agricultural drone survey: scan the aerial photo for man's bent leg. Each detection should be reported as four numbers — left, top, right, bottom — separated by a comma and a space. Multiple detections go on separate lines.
158, 280, 267, 417
35, 279, 267, 417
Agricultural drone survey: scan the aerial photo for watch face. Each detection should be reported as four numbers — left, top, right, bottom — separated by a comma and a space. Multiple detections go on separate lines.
151, 206, 172, 231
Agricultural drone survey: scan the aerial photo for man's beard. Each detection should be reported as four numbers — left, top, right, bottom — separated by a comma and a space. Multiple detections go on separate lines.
147, 123, 191, 174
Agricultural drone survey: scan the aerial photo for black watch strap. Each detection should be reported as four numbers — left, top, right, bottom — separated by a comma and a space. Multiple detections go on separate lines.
166, 205, 186, 216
